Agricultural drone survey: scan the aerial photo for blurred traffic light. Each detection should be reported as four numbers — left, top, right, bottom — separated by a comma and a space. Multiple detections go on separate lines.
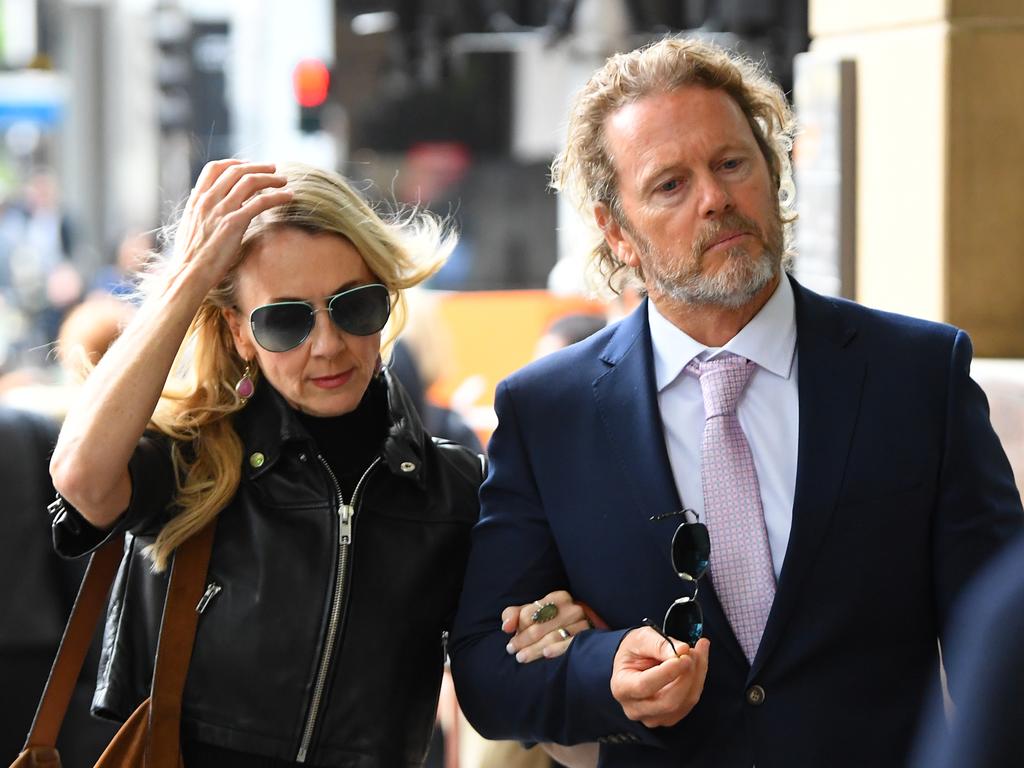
293, 58, 330, 133
153, 4, 192, 132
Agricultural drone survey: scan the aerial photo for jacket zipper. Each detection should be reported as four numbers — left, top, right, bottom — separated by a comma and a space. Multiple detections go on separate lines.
296, 455, 382, 763
195, 582, 221, 614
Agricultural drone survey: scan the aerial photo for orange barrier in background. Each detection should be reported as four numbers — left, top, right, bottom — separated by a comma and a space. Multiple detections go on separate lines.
422, 290, 606, 447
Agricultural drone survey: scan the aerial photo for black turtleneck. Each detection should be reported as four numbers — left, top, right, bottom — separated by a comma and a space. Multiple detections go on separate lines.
294, 375, 389, 500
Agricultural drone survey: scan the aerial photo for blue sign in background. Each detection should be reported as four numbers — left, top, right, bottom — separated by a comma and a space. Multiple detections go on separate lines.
0, 101, 63, 126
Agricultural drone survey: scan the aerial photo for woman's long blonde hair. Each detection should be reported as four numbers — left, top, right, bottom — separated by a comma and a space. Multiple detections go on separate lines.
142, 163, 455, 570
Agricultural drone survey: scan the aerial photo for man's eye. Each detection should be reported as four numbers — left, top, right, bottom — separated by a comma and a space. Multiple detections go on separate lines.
658, 179, 680, 193
721, 158, 744, 171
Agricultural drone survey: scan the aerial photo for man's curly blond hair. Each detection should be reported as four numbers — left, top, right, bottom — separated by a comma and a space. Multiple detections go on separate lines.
550, 36, 797, 293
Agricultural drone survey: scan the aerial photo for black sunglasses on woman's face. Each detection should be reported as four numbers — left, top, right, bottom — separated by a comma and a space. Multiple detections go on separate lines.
248, 283, 390, 353
645, 508, 710, 650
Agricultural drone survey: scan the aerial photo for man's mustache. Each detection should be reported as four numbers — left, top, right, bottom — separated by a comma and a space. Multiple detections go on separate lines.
691, 213, 765, 257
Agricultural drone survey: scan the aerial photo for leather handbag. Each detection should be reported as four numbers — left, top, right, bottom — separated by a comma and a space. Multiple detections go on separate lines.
11, 521, 216, 768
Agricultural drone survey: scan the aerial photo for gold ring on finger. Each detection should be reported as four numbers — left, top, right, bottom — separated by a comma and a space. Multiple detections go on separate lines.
558, 628, 571, 640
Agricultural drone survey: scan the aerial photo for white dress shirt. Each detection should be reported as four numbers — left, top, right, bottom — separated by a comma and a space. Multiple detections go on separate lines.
649, 277, 799, 579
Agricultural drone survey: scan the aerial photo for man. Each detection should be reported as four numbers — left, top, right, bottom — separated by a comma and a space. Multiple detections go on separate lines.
449, 37, 1024, 768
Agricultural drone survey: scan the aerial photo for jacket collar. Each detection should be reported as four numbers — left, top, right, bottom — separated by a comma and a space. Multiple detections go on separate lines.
233, 366, 431, 489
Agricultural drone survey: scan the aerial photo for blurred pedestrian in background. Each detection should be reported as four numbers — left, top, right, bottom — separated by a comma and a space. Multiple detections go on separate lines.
1, 293, 136, 419
396, 142, 475, 291
46, 159, 586, 766
0, 403, 117, 766
0, 170, 77, 359
0, 167, 87, 394
90, 229, 154, 299
1, 286, 135, 765
532, 312, 607, 361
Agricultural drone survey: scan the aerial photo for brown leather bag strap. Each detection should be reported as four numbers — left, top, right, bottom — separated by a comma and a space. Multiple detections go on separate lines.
24, 533, 127, 750
24, 521, 217, 766
146, 521, 216, 767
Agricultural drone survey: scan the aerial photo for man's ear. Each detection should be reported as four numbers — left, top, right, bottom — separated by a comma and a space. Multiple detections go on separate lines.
222, 306, 256, 362
594, 203, 641, 269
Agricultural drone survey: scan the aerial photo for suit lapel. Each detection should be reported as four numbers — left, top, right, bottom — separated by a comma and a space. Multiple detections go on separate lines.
593, 300, 681, 526
751, 279, 865, 676
593, 301, 742, 662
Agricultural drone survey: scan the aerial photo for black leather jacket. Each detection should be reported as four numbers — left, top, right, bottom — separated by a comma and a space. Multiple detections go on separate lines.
52, 369, 483, 766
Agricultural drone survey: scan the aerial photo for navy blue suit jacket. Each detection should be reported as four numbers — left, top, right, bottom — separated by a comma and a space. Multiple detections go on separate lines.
912, 532, 1024, 768
450, 278, 1023, 767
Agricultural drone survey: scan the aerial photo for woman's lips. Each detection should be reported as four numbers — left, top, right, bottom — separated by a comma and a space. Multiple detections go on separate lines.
311, 370, 354, 389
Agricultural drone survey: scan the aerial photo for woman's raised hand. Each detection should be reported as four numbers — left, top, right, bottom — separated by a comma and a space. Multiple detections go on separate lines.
48, 160, 292, 531
173, 159, 292, 285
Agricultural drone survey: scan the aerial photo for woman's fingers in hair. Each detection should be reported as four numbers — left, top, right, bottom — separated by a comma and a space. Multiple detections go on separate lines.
194, 161, 286, 217
219, 174, 291, 221
191, 158, 247, 200
186, 159, 250, 217
174, 160, 292, 277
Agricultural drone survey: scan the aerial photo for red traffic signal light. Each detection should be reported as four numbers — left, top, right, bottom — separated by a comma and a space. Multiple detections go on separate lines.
292, 59, 330, 108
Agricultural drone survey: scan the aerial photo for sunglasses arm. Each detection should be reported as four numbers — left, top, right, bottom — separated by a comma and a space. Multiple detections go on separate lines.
641, 618, 681, 657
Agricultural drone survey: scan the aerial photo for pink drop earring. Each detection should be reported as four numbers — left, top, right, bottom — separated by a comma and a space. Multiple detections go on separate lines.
235, 362, 255, 403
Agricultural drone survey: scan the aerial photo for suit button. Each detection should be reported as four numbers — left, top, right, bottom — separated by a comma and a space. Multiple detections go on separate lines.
746, 685, 766, 706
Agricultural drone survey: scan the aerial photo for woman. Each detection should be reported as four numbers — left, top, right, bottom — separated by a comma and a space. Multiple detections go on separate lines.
48, 160, 589, 766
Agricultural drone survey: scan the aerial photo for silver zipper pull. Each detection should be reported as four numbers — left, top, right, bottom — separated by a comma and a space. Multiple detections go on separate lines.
339, 503, 354, 545
196, 582, 222, 614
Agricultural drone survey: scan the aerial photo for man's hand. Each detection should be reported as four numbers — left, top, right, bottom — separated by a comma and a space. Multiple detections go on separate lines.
610, 627, 710, 728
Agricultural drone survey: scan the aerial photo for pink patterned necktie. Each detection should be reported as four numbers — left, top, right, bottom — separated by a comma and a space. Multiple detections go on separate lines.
686, 354, 776, 663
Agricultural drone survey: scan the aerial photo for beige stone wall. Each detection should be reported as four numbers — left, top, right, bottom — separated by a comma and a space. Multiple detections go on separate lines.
808, 22, 948, 322
947, 28, 1024, 356
808, 0, 1024, 357
813, 0, 1024, 34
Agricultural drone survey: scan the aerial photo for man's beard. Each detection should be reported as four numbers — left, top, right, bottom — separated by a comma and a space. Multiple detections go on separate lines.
629, 210, 784, 310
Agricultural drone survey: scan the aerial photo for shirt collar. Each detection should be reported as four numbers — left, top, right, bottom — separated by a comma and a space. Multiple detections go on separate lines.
649, 274, 797, 392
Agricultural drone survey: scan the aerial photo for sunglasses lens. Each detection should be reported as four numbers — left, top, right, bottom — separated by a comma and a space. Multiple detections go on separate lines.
250, 303, 314, 352
329, 284, 391, 336
672, 522, 710, 580
664, 599, 704, 647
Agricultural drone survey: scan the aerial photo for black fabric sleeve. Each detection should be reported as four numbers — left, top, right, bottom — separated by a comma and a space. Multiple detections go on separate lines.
51, 433, 179, 559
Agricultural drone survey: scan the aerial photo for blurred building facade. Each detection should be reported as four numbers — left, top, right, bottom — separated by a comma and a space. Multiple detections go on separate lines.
1, 0, 810, 293
5, 0, 1022, 436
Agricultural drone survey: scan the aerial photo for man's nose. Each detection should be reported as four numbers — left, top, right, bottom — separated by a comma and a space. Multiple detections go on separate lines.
697, 174, 733, 219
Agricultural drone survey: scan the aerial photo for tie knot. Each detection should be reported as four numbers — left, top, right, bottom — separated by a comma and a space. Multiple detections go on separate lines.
686, 355, 755, 417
